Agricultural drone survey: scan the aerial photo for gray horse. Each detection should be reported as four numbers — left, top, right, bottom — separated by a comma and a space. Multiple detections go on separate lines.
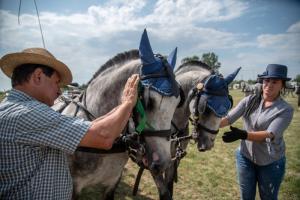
53, 30, 181, 200
241, 81, 261, 97
164, 61, 240, 196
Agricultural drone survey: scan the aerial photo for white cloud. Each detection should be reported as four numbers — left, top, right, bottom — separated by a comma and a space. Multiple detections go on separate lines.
257, 21, 300, 51
222, 21, 300, 81
287, 21, 300, 33
1, 0, 299, 90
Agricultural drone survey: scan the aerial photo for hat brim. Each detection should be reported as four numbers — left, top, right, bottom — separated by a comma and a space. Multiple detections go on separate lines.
206, 94, 231, 117
258, 75, 291, 81
0, 52, 72, 85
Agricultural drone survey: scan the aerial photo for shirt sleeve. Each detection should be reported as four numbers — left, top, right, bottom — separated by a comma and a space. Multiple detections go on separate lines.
15, 102, 92, 154
226, 96, 249, 124
267, 105, 294, 139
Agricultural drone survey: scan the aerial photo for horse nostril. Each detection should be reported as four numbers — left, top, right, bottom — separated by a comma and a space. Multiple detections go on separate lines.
198, 148, 206, 152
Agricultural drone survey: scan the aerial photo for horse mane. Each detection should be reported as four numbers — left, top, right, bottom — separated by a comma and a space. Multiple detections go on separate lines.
88, 49, 139, 84
175, 60, 212, 73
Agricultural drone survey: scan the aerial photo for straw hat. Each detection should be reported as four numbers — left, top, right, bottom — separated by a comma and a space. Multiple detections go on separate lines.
0, 48, 72, 85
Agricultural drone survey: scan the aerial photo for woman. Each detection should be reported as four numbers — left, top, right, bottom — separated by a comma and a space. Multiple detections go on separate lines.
220, 64, 294, 200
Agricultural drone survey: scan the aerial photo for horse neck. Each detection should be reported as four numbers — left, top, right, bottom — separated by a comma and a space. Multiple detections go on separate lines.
173, 69, 211, 129
85, 60, 140, 117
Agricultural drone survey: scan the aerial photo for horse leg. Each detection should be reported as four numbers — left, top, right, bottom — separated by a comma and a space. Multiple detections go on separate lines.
103, 176, 122, 200
151, 172, 172, 200
164, 160, 179, 197
71, 183, 80, 200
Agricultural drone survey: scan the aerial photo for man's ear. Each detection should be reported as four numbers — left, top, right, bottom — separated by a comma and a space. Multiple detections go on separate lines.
31, 68, 43, 85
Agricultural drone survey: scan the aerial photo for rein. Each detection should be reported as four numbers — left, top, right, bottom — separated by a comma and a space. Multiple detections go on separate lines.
187, 78, 221, 135
189, 117, 219, 135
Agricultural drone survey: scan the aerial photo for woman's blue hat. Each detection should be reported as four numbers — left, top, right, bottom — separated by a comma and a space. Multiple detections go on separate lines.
258, 64, 291, 81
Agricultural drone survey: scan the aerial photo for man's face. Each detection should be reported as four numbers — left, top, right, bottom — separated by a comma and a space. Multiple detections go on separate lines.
38, 70, 61, 106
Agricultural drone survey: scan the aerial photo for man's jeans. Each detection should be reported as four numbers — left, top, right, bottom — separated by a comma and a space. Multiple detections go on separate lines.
235, 149, 285, 200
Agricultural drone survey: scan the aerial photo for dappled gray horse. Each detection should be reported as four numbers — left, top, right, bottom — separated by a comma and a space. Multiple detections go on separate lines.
164, 61, 240, 196
241, 81, 261, 97
53, 30, 181, 200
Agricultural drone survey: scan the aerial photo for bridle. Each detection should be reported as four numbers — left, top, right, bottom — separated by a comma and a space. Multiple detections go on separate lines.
187, 76, 233, 136
126, 55, 185, 167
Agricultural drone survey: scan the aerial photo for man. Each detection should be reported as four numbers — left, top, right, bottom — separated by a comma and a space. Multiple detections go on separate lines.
0, 48, 139, 199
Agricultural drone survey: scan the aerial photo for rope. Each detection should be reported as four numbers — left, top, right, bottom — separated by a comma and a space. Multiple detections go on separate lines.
18, 0, 22, 25
33, 0, 46, 48
18, 0, 46, 48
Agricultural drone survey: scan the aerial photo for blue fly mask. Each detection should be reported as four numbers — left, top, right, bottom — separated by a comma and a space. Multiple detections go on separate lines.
190, 67, 241, 119
139, 29, 180, 98
187, 67, 241, 138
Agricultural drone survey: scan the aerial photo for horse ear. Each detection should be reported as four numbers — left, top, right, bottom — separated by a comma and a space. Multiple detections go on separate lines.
225, 67, 241, 85
139, 29, 156, 65
167, 47, 177, 70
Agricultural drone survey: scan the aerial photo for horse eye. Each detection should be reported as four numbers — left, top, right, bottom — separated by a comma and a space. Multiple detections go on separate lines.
203, 107, 211, 115
143, 97, 154, 111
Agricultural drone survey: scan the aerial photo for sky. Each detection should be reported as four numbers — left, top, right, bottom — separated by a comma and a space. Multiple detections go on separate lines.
0, 0, 300, 91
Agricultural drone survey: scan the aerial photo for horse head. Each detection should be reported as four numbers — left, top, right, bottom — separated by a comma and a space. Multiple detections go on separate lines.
134, 29, 181, 174
188, 67, 241, 151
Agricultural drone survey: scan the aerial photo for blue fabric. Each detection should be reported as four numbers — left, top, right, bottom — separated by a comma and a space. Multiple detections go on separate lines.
205, 94, 231, 117
139, 29, 179, 97
235, 149, 285, 200
141, 57, 178, 96
201, 67, 241, 117
203, 75, 231, 117
258, 64, 291, 81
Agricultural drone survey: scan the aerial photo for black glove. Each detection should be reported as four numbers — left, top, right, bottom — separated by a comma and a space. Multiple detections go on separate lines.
222, 126, 248, 143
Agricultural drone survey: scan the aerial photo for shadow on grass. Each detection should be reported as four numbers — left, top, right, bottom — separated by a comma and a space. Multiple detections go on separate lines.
78, 180, 154, 200
115, 180, 155, 200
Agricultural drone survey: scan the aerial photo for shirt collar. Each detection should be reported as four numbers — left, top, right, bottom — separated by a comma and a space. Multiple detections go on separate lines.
6, 89, 35, 102
261, 94, 282, 110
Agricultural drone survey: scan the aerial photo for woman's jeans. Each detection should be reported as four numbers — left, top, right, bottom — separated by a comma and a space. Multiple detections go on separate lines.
235, 149, 286, 200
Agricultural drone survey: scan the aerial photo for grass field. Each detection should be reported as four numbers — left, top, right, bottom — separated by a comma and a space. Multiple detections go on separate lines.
1, 90, 299, 199
78, 90, 300, 200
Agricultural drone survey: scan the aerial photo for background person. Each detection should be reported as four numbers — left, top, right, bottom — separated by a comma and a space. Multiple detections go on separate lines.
219, 64, 294, 200
0, 48, 139, 199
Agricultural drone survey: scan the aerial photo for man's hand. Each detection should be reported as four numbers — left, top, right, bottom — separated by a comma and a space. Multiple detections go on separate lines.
222, 126, 248, 143
121, 74, 140, 110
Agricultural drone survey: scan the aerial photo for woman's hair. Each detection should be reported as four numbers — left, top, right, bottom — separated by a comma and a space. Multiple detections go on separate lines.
11, 64, 55, 87
245, 91, 262, 118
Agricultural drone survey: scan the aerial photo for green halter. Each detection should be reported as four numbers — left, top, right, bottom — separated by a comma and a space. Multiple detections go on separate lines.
134, 83, 154, 134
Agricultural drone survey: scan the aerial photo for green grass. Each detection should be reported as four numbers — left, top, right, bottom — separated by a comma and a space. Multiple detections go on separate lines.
2, 90, 298, 199
0, 92, 5, 101
79, 90, 300, 200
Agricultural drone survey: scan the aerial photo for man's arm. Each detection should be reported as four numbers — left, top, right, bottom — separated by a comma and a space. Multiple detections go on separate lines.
79, 74, 139, 150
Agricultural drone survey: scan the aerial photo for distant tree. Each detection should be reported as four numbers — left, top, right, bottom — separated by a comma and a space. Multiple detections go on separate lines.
79, 83, 88, 90
247, 79, 256, 84
201, 52, 221, 73
181, 52, 221, 74
294, 74, 300, 83
181, 55, 199, 64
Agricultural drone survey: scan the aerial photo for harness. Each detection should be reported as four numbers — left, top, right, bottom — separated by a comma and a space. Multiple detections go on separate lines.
55, 56, 185, 195
187, 81, 220, 136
